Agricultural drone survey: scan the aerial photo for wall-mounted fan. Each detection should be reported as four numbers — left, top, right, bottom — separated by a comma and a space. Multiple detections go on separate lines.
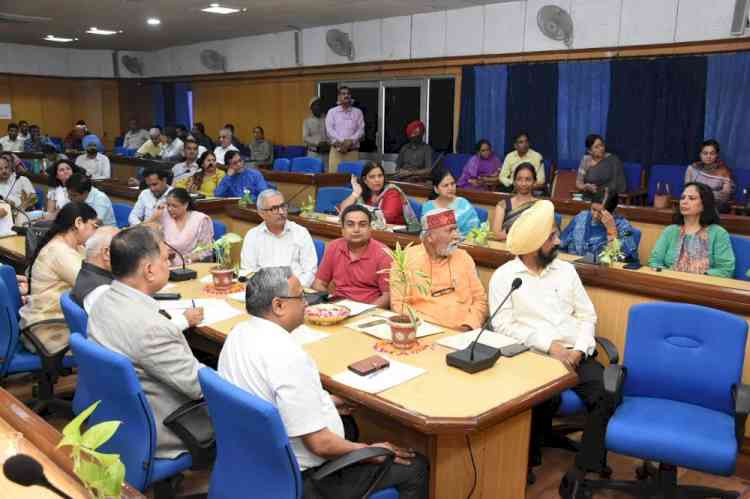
121, 55, 144, 75
537, 5, 574, 48
200, 49, 226, 72
326, 29, 354, 61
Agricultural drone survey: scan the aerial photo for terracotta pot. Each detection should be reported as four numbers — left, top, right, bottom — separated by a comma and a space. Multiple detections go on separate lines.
388, 314, 418, 349
210, 267, 234, 290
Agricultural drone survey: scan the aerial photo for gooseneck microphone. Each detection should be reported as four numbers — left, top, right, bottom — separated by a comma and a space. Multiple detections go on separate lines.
3, 454, 73, 499
446, 277, 523, 374
163, 239, 198, 282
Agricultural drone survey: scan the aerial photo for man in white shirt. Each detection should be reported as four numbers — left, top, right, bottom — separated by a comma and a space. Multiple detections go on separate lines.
213, 127, 239, 165
17, 120, 29, 142
136, 128, 163, 158
240, 189, 317, 287
129, 168, 172, 225
172, 139, 200, 182
75, 138, 111, 180
489, 200, 613, 476
0, 123, 25, 152
160, 126, 184, 161
0, 154, 36, 210
218, 267, 428, 498
122, 119, 149, 150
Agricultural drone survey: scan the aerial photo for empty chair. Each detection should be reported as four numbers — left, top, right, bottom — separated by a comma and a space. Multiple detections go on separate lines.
212, 220, 227, 241
291, 157, 324, 174
315, 187, 352, 214
198, 367, 398, 499
647, 164, 687, 205
313, 239, 325, 266
407, 198, 422, 220
112, 203, 132, 229
475, 206, 488, 224
60, 291, 87, 337
273, 158, 291, 172
70, 333, 193, 493
556, 159, 580, 171
619, 162, 647, 205
730, 235, 750, 281
337, 161, 365, 177
284, 145, 307, 159
442, 154, 472, 180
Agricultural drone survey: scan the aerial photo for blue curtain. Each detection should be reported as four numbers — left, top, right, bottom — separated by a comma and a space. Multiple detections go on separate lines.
705, 52, 750, 169
457, 66, 476, 154
473, 65, 507, 156
151, 83, 166, 128
505, 63, 558, 161
173, 83, 192, 129
557, 61, 610, 162
607, 57, 707, 166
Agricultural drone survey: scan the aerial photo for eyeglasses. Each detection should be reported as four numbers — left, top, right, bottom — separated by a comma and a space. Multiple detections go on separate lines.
277, 294, 307, 303
260, 203, 288, 214
429, 260, 456, 297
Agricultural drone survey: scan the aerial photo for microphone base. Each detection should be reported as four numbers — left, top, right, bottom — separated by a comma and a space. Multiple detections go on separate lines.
446, 343, 501, 374
12, 226, 27, 236
169, 268, 197, 282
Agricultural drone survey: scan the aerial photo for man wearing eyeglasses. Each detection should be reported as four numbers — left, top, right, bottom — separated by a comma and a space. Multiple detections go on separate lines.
240, 189, 318, 287
390, 208, 488, 331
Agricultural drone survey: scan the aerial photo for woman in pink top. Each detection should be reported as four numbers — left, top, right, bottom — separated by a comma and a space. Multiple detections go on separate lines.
150, 187, 214, 265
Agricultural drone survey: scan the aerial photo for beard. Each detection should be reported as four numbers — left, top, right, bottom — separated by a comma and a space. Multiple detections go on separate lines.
437, 241, 459, 257
537, 245, 559, 268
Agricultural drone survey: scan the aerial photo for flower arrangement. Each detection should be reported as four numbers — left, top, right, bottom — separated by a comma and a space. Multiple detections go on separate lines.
598, 238, 624, 266
465, 222, 491, 247
300, 194, 316, 217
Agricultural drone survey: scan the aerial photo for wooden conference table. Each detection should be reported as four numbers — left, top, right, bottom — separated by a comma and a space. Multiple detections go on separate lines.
176, 264, 576, 499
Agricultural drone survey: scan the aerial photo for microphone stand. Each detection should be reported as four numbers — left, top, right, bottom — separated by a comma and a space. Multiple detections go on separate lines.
163, 240, 198, 281
446, 278, 522, 374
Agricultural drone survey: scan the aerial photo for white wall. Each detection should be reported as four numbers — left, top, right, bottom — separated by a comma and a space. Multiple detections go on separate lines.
1, 0, 742, 79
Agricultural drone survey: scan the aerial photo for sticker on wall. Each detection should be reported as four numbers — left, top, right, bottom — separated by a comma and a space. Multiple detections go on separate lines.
0, 104, 11, 120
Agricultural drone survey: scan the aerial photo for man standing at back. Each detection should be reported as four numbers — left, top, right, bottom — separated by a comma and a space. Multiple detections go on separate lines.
88, 225, 208, 459
325, 86, 364, 173
303, 97, 329, 170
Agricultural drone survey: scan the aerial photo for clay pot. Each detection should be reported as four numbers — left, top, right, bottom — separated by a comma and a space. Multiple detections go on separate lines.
388, 314, 418, 349
210, 267, 234, 290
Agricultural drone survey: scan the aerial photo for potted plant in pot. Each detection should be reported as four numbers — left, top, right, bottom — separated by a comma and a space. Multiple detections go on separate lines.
196, 233, 243, 290
378, 242, 431, 349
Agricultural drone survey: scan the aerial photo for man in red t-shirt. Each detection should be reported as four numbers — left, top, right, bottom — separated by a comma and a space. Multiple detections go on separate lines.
312, 204, 391, 307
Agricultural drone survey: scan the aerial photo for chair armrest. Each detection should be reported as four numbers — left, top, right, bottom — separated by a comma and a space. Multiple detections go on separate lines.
21, 319, 69, 359
603, 364, 626, 408
594, 337, 619, 365
163, 400, 215, 469
312, 446, 394, 481
733, 384, 750, 448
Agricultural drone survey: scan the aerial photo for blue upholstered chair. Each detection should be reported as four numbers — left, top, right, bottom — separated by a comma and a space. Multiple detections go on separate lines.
337, 161, 365, 177
284, 145, 307, 159
734, 168, 750, 205
315, 187, 352, 214
273, 158, 291, 172
730, 235, 750, 281
557, 159, 579, 171
70, 333, 193, 493
619, 162, 647, 206
647, 164, 687, 205
291, 157, 324, 174
554, 212, 562, 231
115, 136, 124, 148
198, 367, 398, 499
560, 302, 750, 499
114, 146, 129, 156
49, 137, 63, 152
475, 206, 488, 224
124, 148, 138, 157
60, 292, 88, 338
408, 197, 422, 220
442, 154, 472, 180
34, 186, 46, 209
313, 239, 325, 266
273, 145, 285, 160
112, 203, 132, 228
212, 220, 227, 241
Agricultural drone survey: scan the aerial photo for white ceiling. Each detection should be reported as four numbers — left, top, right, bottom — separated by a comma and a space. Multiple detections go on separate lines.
0, 0, 514, 51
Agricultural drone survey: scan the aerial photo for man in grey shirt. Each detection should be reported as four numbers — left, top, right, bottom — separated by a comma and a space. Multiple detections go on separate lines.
249, 126, 273, 168
394, 120, 433, 181
303, 97, 329, 169
88, 225, 208, 458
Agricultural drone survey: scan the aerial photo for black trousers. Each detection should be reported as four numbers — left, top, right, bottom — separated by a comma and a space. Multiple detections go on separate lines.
530, 356, 614, 472
302, 416, 430, 499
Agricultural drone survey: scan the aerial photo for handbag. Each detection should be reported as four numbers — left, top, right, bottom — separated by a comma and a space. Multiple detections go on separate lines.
163, 400, 216, 469
25, 219, 53, 261
653, 182, 671, 210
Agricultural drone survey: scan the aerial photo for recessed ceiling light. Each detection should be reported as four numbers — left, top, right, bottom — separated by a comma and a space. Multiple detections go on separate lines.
86, 27, 122, 36
43, 35, 78, 43
201, 3, 241, 14
146, 18, 161, 26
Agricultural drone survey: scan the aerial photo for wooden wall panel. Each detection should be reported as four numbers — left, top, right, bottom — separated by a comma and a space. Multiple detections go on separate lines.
117, 80, 155, 132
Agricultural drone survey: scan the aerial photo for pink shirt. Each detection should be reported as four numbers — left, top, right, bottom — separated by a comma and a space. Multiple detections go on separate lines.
161, 210, 214, 265
325, 105, 365, 147
316, 238, 391, 304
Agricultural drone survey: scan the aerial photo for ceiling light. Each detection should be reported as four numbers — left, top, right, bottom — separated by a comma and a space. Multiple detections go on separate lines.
43, 35, 78, 43
147, 18, 161, 26
86, 27, 122, 36
201, 3, 241, 14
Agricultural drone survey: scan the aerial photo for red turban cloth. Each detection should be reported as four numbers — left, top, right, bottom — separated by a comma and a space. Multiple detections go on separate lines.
405, 120, 425, 137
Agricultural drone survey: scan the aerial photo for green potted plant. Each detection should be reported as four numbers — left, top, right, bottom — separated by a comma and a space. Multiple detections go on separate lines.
378, 242, 431, 349
238, 189, 255, 208
56, 401, 125, 499
598, 238, 624, 267
465, 222, 491, 247
196, 233, 243, 289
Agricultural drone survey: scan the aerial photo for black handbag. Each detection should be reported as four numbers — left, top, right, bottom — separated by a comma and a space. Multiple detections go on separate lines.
25, 219, 53, 262
163, 400, 216, 469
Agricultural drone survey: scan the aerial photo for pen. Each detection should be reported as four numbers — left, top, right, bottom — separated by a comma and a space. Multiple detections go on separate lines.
192, 299, 196, 308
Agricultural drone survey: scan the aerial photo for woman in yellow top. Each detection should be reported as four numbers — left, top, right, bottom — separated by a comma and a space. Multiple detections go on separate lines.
175, 150, 226, 197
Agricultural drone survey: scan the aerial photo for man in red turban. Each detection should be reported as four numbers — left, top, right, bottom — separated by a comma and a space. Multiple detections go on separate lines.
394, 120, 433, 181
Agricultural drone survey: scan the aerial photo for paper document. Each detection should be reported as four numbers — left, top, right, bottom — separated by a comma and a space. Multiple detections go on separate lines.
227, 291, 245, 302
0, 202, 13, 236
332, 359, 426, 394
291, 325, 330, 346
333, 299, 376, 317
437, 329, 517, 351
160, 298, 243, 326
347, 315, 443, 340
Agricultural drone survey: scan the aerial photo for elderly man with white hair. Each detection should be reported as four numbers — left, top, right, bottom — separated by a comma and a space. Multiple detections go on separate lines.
240, 189, 318, 287
213, 127, 239, 165
390, 207, 488, 331
135, 127, 163, 158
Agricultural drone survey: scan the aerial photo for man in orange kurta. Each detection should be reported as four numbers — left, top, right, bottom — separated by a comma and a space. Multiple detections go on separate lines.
390, 208, 488, 331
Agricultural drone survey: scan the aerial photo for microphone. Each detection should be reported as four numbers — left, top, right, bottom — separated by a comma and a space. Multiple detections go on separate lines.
446, 277, 523, 374
3, 454, 73, 499
163, 239, 198, 282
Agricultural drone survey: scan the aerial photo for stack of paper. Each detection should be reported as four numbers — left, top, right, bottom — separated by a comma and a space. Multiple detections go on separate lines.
332, 359, 426, 394
160, 298, 244, 326
437, 329, 517, 351
291, 325, 330, 346
334, 299, 376, 317
347, 315, 443, 340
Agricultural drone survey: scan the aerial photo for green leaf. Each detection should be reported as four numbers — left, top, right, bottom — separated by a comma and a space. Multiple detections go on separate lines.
101, 460, 125, 497
222, 233, 242, 244
61, 400, 101, 441
81, 421, 121, 451
86, 450, 121, 467
77, 459, 105, 488
56, 434, 79, 450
